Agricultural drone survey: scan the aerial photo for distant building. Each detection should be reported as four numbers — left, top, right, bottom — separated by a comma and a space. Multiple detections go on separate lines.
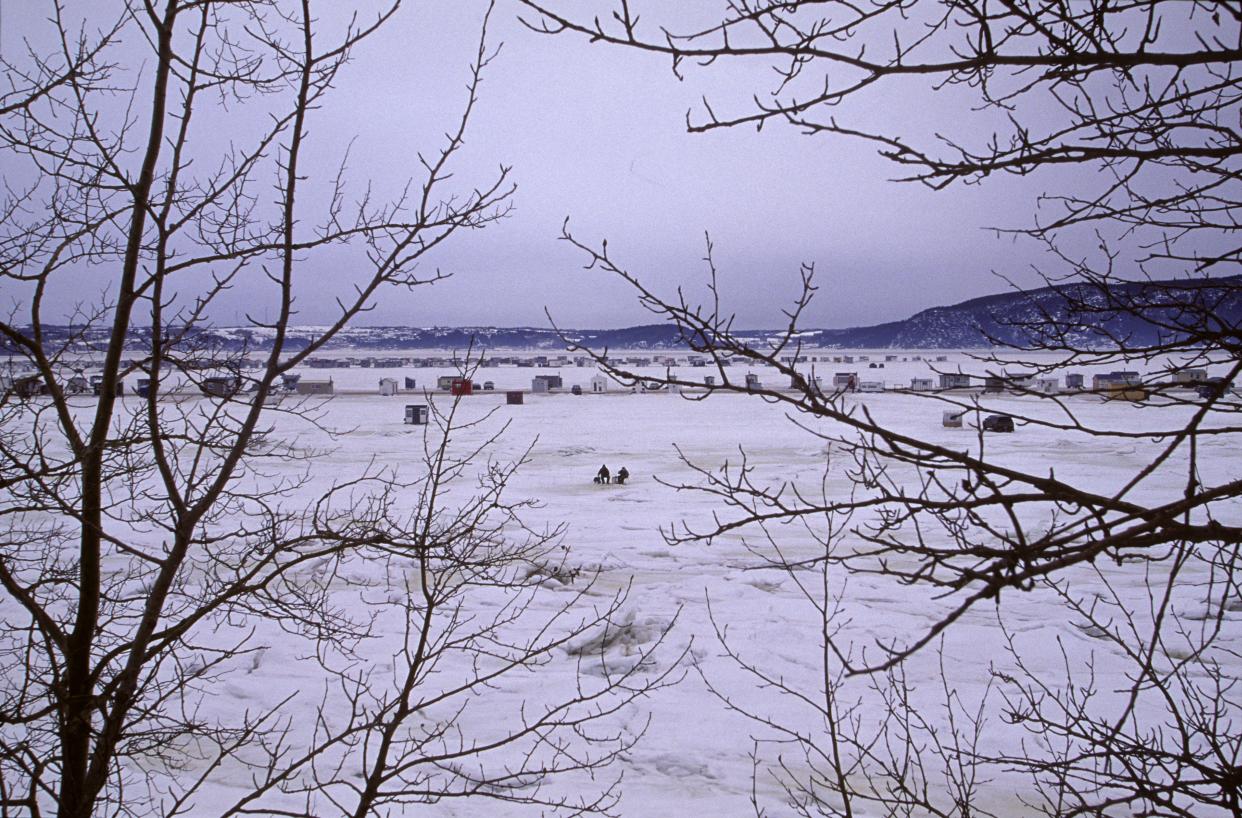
1093, 371, 1141, 390
296, 378, 334, 395
66, 372, 89, 394
531, 375, 562, 393
939, 373, 972, 390
910, 378, 934, 392
1064, 373, 1085, 391
11, 374, 45, 398
91, 374, 124, 397
378, 377, 398, 396
590, 374, 609, 393
833, 372, 858, 391
201, 375, 241, 398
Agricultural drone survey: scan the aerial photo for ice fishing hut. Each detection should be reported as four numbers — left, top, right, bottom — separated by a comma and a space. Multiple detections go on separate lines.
378, 377, 399, 396
1093, 371, 1141, 391
942, 410, 965, 428
404, 376, 417, 390
833, 372, 858, 391
744, 373, 762, 391
90, 374, 124, 397
296, 378, 334, 396
281, 373, 302, 391
703, 375, 717, 387
135, 377, 153, 398
450, 378, 473, 396
436, 375, 456, 391
531, 375, 562, 393
404, 404, 429, 425
571, 384, 583, 395
910, 378, 934, 392
1064, 373, 1084, 391
590, 374, 609, 393
983, 375, 1005, 394
506, 390, 524, 405
858, 380, 884, 393
11, 374, 45, 398
939, 373, 972, 390
66, 372, 89, 394
201, 374, 241, 398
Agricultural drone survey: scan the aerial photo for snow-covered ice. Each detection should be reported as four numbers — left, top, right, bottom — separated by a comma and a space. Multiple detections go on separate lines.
8, 350, 1240, 816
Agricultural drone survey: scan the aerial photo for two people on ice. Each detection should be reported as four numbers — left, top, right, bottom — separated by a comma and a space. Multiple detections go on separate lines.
594, 465, 630, 485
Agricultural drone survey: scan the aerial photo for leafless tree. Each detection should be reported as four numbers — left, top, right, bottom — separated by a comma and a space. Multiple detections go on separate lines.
518, 1, 1242, 814
0, 3, 675, 816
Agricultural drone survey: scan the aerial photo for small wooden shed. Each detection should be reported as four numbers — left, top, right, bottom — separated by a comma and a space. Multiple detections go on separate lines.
66, 373, 89, 394
202, 375, 241, 398
296, 378, 334, 396
531, 375, 562, 393
506, 391, 524, 405
11, 374, 45, 398
404, 404, 429, 425
939, 373, 972, 390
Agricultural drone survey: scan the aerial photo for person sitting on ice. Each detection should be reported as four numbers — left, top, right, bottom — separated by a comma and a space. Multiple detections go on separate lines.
597, 464, 610, 484
615, 466, 630, 485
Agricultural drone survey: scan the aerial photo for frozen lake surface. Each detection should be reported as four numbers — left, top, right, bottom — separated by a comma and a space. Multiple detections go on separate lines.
11, 350, 1241, 816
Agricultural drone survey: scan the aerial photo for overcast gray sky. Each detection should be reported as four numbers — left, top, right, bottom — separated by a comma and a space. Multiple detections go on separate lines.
1, 1, 1090, 330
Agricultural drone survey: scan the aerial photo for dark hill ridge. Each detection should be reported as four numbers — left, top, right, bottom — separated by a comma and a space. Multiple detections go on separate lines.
7, 275, 1239, 352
